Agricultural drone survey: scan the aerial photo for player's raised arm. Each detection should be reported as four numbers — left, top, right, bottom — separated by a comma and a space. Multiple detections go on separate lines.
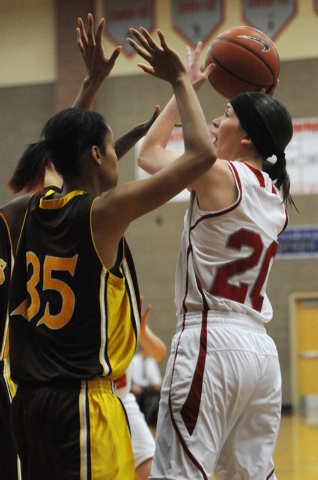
73, 14, 122, 110
137, 41, 214, 175
74, 14, 160, 160
127, 28, 215, 179
98, 29, 217, 225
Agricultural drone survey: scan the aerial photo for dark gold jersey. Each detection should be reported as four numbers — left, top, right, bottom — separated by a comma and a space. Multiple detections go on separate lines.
0, 214, 13, 362
9, 187, 140, 385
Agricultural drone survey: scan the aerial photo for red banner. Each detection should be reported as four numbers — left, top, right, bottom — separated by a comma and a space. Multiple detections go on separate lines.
104, 0, 155, 56
242, 0, 297, 40
172, 0, 224, 47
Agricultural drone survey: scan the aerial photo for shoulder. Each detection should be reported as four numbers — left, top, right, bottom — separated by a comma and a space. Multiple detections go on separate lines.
0, 195, 31, 248
190, 159, 238, 212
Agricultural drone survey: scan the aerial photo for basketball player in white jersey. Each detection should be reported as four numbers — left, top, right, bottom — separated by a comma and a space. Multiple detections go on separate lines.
115, 296, 166, 480
137, 40, 295, 480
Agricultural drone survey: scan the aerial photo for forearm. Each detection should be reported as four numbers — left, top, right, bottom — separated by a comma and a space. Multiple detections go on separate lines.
116, 121, 154, 160
145, 95, 179, 149
138, 96, 180, 173
139, 326, 166, 362
172, 74, 213, 158
72, 76, 104, 110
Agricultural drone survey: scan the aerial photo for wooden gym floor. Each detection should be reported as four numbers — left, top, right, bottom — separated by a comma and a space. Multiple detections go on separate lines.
272, 411, 318, 480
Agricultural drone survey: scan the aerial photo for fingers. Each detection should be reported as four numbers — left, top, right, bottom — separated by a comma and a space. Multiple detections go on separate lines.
185, 45, 191, 65
193, 41, 202, 63
77, 14, 102, 52
86, 13, 95, 46
140, 295, 144, 312
136, 63, 155, 76
143, 303, 152, 320
127, 36, 153, 63
77, 18, 88, 53
154, 104, 160, 118
203, 63, 215, 78
140, 27, 161, 51
129, 27, 152, 51
156, 29, 168, 51
185, 45, 192, 58
109, 46, 122, 63
259, 79, 279, 95
76, 27, 84, 54
95, 17, 105, 46
266, 79, 279, 96
129, 27, 164, 55
147, 106, 161, 128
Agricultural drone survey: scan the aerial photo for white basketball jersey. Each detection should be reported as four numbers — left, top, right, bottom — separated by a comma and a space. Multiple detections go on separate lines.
175, 161, 288, 324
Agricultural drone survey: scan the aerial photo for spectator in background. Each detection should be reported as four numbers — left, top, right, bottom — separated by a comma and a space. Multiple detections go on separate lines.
131, 343, 163, 426
115, 296, 166, 480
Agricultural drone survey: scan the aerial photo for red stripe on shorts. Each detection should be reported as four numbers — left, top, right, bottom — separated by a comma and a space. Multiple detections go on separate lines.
180, 311, 207, 435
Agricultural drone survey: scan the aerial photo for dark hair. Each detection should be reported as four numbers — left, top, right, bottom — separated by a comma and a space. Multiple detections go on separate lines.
230, 92, 295, 208
8, 108, 110, 193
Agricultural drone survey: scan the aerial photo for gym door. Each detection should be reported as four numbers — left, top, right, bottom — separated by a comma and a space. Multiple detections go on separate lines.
290, 293, 318, 410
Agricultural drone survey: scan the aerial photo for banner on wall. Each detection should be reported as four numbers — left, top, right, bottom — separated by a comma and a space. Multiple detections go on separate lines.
284, 118, 318, 195
276, 226, 318, 259
242, 0, 297, 40
104, 0, 154, 56
172, 0, 224, 47
135, 117, 318, 201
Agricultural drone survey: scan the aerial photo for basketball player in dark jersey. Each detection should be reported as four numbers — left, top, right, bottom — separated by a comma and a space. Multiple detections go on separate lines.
0, 214, 20, 479
0, 15, 159, 480
5, 19, 217, 480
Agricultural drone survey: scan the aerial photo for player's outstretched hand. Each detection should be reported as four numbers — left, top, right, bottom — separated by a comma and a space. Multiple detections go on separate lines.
260, 79, 279, 96
185, 42, 215, 92
77, 13, 122, 82
127, 28, 187, 84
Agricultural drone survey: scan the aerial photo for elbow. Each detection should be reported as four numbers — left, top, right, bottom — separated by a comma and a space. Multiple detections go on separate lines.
137, 152, 146, 170
199, 147, 217, 170
156, 345, 167, 362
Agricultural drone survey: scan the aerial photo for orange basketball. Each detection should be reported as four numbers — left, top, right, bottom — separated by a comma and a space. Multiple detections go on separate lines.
205, 26, 280, 99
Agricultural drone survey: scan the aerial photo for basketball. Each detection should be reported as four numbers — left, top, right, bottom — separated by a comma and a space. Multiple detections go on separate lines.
205, 26, 280, 99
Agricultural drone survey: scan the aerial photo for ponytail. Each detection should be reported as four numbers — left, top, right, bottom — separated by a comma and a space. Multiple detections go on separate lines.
8, 140, 51, 193
263, 154, 298, 211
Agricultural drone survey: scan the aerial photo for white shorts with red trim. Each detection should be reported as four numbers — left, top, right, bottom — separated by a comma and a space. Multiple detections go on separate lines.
149, 312, 281, 480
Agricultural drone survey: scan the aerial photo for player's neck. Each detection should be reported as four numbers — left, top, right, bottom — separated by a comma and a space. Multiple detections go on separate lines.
236, 156, 263, 171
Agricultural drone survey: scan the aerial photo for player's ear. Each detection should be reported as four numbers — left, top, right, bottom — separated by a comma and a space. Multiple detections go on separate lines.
241, 134, 252, 145
91, 146, 102, 165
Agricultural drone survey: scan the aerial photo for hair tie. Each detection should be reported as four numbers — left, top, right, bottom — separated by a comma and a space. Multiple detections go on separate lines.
276, 152, 285, 161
